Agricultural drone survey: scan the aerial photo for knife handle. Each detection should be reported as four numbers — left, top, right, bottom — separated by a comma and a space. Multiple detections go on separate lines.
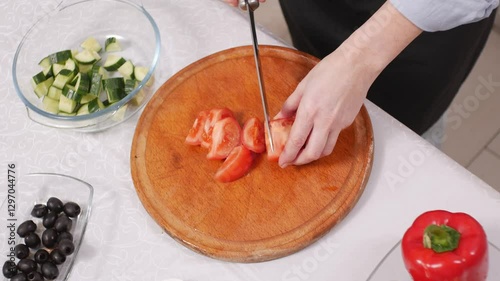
238, 0, 259, 11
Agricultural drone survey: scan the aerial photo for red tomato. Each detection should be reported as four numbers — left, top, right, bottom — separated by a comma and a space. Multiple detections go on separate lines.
265, 117, 294, 161
214, 145, 254, 183
207, 117, 242, 160
241, 117, 266, 153
201, 108, 234, 149
185, 110, 209, 146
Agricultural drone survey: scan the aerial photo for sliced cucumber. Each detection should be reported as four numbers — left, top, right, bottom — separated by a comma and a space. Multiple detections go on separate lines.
80, 94, 97, 104
78, 63, 94, 74
62, 85, 83, 103
47, 86, 62, 100
103, 55, 126, 71
91, 65, 108, 79
134, 66, 154, 86
38, 57, 51, 69
124, 79, 137, 94
75, 49, 98, 65
42, 96, 59, 114
77, 98, 101, 115
80, 37, 102, 52
103, 77, 125, 103
43, 65, 54, 78
59, 94, 78, 114
74, 72, 91, 95
48, 50, 72, 65
52, 63, 65, 76
32, 71, 47, 86
33, 77, 54, 98
89, 72, 103, 96
118, 60, 134, 79
105, 37, 121, 52
53, 69, 75, 89
64, 58, 78, 73
111, 104, 128, 121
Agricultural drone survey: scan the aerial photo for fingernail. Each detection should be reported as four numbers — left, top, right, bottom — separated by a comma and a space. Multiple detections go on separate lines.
279, 162, 288, 168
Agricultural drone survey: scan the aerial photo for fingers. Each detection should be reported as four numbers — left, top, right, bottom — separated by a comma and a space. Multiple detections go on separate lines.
321, 129, 340, 157
223, 0, 238, 7
275, 82, 305, 119
289, 125, 330, 166
278, 106, 313, 168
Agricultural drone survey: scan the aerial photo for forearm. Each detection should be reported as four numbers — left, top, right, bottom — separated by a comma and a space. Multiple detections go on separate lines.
336, 1, 422, 83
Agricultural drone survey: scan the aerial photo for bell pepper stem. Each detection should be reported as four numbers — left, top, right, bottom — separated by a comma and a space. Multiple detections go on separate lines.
423, 224, 461, 253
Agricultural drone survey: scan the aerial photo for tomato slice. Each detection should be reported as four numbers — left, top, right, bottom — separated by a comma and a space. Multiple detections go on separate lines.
241, 117, 266, 153
207, 116, 242, 160
265, 117, 295, 161
185, 110, 209, 146
214, 145, 254, 183
201, 108, 234, 149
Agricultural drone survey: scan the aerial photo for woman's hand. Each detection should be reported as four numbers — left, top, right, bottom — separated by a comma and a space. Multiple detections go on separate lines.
276, 1, 422, 168
223, 0, 265, 7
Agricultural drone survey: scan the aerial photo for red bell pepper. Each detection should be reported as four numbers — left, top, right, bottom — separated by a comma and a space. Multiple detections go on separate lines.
402, 210, 488, 281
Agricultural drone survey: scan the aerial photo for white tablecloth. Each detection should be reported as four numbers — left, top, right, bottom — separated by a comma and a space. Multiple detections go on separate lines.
2, 0, 500, 280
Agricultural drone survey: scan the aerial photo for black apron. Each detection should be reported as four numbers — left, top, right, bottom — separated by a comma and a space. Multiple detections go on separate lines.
279, 0, 496, 134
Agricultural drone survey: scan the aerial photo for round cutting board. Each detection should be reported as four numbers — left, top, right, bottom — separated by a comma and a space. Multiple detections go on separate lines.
130, 45, 374, 262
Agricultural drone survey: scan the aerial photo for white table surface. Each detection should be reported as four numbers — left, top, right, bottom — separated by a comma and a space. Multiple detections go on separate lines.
1, 0, 500, 280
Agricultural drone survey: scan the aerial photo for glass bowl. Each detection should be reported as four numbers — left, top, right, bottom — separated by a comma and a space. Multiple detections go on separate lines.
0, 173, 93, 281
12, 0, 161, 132
366, 239, 500, 281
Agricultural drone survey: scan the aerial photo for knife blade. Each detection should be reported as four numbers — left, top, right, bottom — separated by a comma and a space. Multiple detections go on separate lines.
239, 0, 275, 152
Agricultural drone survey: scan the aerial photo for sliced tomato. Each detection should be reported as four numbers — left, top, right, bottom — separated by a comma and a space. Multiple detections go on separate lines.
214, 145, 254, 183
241, 117, 266, 153
201, 108, 234, 149
207, 116, 242, 160
265, 117, 295, 161
185, 110, 209, 146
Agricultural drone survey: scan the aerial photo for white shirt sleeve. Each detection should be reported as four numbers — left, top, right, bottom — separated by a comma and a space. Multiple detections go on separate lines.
390, 0, 499, 32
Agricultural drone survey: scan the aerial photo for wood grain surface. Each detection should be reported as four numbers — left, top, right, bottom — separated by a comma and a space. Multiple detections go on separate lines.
130, 45, 374, 262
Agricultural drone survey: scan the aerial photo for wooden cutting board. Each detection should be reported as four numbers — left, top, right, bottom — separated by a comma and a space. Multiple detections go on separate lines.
130, 45, 374, 262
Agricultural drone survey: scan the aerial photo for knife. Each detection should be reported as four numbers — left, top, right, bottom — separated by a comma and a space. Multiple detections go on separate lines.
239, 0, 275, 152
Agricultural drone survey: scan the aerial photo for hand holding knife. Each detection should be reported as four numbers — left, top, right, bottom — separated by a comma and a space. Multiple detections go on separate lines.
238, 0, 275, 152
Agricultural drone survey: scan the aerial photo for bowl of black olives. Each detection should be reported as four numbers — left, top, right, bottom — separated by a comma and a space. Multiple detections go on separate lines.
1, 173, 93, 281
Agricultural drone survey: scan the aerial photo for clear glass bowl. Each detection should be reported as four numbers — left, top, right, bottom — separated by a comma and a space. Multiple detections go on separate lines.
366, 240, 500, 281
12, 0, 161, 132
0, 173, 93, 281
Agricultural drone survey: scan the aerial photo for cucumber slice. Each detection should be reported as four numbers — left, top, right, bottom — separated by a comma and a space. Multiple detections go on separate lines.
103, 55, 126, 71
59, 94, 78, 113
47, 86, 62, 100
33, 77, 54, 98
42, 96, 59, 114
42, 65, 54, 78
103, 77, 125, 103
77, 98, 101, 115
80, 37, 102, 52
134, 66, 154, 86
111, 104, 128, 121
62, 85, 83, 102
91, 65, 109, 79
53, 69, 75, 89
118, 60, 134, 79
89, 72, 103, 96
38, 57, 51, 69
74, 72, 91, 95
75, 49, 98, 65
124, 79, 137, 94
48, 50, 72, 65
105, 37, 121, 52
52, 63, 65, 76
78, 63, 94, 74
64, 58, 78, 73
32, 71, 47, 86
80, 94, 97, 104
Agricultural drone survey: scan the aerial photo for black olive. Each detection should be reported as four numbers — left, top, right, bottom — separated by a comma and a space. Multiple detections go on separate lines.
41, 262, 59, 280
34, 249, 50, 264
10, 273, 28, 281
17, 259, 37, 274
46, 197, 63, 214
41, 229, 58, 249
14, 244, 30, 259
24, 232, 41, 249
58, 239, 75, 256
54, 215, 72, 232
63, 202, 81, 218
27, 271, 44, 281
49, 249, 66, 265
30, 204, 48, 218
57, 231, 73, 242
42, 212, 58, 229
17, 220, 37, 238
2, 260, 18, 278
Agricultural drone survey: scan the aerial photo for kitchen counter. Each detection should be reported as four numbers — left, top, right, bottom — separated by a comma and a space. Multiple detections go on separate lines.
1, 0, 499, 280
